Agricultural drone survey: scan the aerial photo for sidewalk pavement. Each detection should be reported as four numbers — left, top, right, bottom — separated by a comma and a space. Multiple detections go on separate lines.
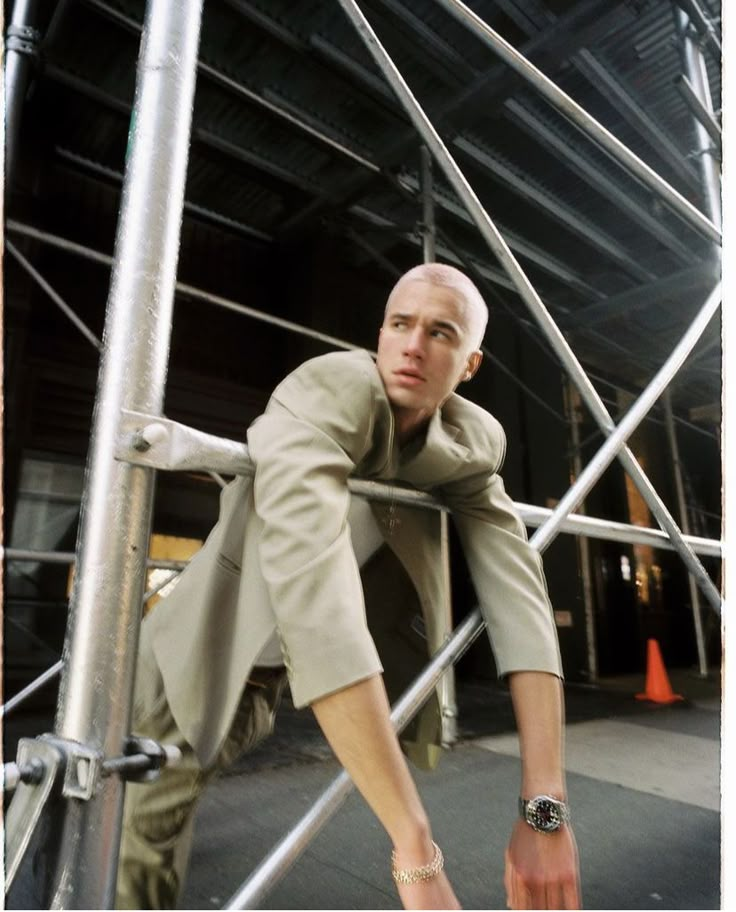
181, 668, 721, 911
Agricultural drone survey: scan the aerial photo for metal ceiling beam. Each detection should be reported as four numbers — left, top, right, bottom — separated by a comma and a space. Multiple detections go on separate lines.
674, 7, 722, 233
572, 49, 702, 194
42, 50, 604, 303
401, 0, 642, 129
54, 146, 273, 241
491, 0, 702, 195
228, 0, 669, 271
43, 64, 326, 206
347, 204, 517, 290
452, 136, 655, 282
79, 0, 384, 172
504, 99, 698, 264
433, 0, 720, 244
77, 0, 640, 301
397, 172, 607, 299
565, 262, 719, 329
373, 0, 703, 260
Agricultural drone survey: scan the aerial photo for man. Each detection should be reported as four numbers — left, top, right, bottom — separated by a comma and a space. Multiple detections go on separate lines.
117, 263, 580, 910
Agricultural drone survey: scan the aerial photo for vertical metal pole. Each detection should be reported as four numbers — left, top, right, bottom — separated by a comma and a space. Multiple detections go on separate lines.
565, 380, 598, 682
663, 390, 708, 675
674, 6, 722, 233
3, 0, 42, 189
420, 145, 436, 263
38, 1, 204, 907
671, 3, 720, 676
419, 144, 457, 744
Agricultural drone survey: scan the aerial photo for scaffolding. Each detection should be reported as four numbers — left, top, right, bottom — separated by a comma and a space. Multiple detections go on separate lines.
2, 0, 723, 908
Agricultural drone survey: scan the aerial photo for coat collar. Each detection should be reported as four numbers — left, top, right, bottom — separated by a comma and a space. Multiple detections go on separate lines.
394, 400, 471, 488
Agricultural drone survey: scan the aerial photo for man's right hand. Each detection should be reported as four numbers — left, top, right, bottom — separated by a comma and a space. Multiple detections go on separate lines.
504, 818, 581, 909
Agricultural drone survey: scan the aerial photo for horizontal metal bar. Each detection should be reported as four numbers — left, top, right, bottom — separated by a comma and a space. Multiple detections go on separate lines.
3, 547, 189, 571
5, 220, 364, 353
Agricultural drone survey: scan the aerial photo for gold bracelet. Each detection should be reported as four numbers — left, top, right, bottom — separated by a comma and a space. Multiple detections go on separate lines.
391, 841, 444, 885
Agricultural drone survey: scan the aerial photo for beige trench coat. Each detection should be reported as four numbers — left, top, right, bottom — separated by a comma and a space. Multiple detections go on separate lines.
145, 350, 562, 769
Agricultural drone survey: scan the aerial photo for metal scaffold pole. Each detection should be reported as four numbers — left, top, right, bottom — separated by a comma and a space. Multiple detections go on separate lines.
5, 1, 205, 907
671, 1, 722, 677
565, 381, 598, 683
3, 0, 42, 189
663, 390, 709, 676
674, 5, 722, 234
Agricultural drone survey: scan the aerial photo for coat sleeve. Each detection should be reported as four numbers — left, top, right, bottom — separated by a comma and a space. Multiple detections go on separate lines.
440, 417, 563, 680
246, 356, 384, 707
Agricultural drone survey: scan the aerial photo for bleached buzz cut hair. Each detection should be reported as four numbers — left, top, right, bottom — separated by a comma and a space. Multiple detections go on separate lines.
385, 263, 488, 349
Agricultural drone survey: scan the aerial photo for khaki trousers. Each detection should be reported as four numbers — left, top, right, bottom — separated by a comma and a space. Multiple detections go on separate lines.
115, 629, 286, 910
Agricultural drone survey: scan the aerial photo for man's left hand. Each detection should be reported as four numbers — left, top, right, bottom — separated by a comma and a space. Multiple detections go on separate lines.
504, 818, 581, 909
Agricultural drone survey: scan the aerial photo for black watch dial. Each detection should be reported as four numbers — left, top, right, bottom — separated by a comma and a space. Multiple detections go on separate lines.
526, 797, 566, 833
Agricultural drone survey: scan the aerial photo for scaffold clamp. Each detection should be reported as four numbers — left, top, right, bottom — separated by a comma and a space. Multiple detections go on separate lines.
4, 737, 65, 892
117, 408, 253, 476
115, 735, 182, 783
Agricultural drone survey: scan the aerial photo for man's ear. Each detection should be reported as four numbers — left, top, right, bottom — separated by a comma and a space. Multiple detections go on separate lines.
462, 350, 483, 382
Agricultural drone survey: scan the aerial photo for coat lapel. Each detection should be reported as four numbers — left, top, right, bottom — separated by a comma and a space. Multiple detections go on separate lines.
395, 404, 471, 489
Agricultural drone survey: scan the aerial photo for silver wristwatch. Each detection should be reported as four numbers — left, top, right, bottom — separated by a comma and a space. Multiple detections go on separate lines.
518, 795, 570, 833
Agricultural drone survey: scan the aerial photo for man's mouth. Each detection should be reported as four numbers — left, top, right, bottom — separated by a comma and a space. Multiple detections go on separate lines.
394, 368, 425, 385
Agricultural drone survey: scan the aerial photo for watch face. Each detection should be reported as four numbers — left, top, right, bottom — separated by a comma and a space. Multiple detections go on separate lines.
527, 797, 565, 833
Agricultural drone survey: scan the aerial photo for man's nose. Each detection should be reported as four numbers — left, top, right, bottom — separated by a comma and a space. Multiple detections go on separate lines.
403, 327, 426, 358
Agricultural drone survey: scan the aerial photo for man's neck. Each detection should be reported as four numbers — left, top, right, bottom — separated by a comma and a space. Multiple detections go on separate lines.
393, 407, 432, 449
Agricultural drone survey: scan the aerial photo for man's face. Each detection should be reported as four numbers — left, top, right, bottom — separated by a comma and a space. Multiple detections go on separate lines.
376, 279, 482, 433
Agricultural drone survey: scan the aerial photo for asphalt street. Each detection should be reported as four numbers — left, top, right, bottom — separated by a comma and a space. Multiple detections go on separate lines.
181, 670, 721, 911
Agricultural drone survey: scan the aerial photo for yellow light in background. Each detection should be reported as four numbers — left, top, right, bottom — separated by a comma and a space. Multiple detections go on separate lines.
145, 533, 203, 614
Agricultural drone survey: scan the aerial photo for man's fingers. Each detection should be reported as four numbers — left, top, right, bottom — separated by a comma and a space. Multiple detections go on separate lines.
505, 863, 580, 910
561, 876, 582, 910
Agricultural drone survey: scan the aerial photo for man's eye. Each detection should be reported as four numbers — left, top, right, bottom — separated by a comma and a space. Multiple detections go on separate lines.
431, 329, 449, 339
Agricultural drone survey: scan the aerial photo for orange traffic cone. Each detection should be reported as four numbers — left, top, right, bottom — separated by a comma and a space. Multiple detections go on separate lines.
636, 638, 684, 704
